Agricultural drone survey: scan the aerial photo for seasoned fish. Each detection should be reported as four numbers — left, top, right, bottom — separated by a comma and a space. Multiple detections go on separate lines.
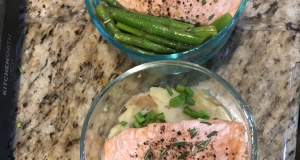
116, 0, 241, 25
104, 119, 246, 159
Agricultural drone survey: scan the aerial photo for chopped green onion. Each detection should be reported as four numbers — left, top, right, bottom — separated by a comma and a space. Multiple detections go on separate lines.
140, 108, 150, 116
16, 122, 22, 128
119, 121, 127, 126
207, 131, 218, 138
169, 95, 185, 107
183, 106, 210, 119
198, 110, 210, 119
133, 121, 141, 128
185, 96, 195, 106
144, 148, 151, 160
175, 85, 185, 93
157, 112, 165, 120
188, 128, 199, 139
172, 141, 187, 146
134, 112, 146, 123
177, 151, 189, 159
200, 121, 212, 125
166, 85, 173, 96
18, 66, 23, 73
160, 148, 167, 156
179, 92, 187, 100
146, 110, 156, 124
184, 86, 194, 96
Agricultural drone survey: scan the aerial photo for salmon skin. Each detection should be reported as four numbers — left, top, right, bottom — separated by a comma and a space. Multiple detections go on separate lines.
104, 119, 246, 159
116, 0, 241, 25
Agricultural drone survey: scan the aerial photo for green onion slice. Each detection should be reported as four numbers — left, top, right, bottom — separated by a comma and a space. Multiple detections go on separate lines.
166, 85, 173, 96
185, 96, 195, 106
146, 110, 156, 125
207, 131, 218, 138
169, 95, 185, 107
133, 122, 141, 128
144, 148, 151, 160
18, 66, 23, 73
183, 106, 210, 119
198, 110, 210, 119
16, 122, 22, 128
179, 92, 187, 100
157, 112, 165, 120
172, 141, 187, 146
134, 112, 146, 123
140, 108, 150, 116
184, 86, 194, 96
175, 85, 185, 93
119, 121, 127, 126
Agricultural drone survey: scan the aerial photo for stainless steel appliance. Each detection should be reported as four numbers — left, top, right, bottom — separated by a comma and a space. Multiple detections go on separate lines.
0, 0, 21, 159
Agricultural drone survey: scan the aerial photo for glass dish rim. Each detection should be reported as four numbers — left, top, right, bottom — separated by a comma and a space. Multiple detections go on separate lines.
85, 0, 248, 60
79, 60, 258, 160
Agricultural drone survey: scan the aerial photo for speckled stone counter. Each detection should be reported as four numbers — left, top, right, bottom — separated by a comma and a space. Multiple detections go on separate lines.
8, 0, 300, 159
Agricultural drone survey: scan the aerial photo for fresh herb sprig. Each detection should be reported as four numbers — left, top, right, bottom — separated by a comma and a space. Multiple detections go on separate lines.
188, 128, 199, 139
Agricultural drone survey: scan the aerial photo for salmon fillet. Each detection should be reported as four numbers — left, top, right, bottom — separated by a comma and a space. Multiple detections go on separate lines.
104, 119, 246, 159
116, 0, 241, 25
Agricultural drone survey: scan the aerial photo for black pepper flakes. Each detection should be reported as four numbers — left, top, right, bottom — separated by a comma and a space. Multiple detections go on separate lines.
177, 131, 182, 136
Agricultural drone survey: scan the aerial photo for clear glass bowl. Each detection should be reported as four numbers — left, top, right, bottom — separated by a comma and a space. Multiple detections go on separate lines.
80, 60, 257, 160
85, 0, 247, 64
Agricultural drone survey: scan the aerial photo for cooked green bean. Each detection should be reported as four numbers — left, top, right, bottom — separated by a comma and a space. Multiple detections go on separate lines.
104, 6, 194, 29
116, 22, 192, 51
103, 0, 125, 9
95, 5, 119, 35
114, 32, 176, 53
110, 10, 208, 45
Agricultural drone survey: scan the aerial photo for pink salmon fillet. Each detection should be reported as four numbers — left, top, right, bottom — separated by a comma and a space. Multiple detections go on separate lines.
104, 119, 246, 159
116, 0, 241, 25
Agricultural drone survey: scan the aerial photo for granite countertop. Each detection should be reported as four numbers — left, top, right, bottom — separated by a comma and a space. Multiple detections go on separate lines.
7, 0, 300, 159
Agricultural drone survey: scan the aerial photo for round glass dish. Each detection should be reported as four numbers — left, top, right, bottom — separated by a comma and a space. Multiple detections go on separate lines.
85, 0, 247, 64
80, 60, 257, 160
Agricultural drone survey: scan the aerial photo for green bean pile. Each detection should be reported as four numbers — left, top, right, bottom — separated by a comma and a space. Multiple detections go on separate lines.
96, 0, 232, 54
